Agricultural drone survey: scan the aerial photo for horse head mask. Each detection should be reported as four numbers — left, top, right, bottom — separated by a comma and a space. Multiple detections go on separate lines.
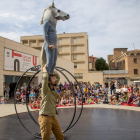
40, 1, 70, 28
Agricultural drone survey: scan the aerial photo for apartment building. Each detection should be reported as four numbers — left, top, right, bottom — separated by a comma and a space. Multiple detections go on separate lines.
20, 32, 90, 82
104, 48, 140, 85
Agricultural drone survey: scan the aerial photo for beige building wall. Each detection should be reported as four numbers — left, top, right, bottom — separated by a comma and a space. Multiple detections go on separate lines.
88, 71, 103, 84
20, 32, 89, 82
0, 36, 74, 96
105, 49, 140, 84
20, 33, 104, 84
113, 48, 128, 59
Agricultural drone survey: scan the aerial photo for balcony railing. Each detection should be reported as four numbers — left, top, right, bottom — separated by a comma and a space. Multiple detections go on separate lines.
103, 70, 128, 75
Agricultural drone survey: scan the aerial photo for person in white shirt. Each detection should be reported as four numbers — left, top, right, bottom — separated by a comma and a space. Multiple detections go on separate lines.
121, 85, 128, 94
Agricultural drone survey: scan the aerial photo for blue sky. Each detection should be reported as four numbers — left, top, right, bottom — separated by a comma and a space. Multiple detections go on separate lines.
0, 0, 140, 62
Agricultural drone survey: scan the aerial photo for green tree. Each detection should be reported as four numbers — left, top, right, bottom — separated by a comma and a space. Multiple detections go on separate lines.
95, 57, 109, 71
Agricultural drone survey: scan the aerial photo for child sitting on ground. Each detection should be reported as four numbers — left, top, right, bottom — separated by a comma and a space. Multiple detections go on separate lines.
86, 96, 92, 104
15, 94, 21, 104
31, 99, 40, 109
103, 94, 109, 104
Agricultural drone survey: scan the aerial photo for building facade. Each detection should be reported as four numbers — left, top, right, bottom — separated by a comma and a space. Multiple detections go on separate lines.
20, 32, 104, 84
104, 48, 140, 85
0, 36, 74, 97
20, 33, 89, 82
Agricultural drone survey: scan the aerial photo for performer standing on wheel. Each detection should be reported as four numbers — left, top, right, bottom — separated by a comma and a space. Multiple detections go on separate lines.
38, 65, 64, 140
40, 1, 70, 73
39, 2, 70, 140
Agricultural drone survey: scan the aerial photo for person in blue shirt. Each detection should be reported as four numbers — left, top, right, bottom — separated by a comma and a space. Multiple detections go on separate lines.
40, 2, 70, 74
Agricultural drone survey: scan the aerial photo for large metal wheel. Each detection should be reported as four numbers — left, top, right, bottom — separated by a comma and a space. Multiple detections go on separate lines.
14, 65, 83, 139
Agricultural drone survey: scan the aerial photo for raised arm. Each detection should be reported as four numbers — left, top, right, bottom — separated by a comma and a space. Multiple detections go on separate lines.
41, 65, 49, 96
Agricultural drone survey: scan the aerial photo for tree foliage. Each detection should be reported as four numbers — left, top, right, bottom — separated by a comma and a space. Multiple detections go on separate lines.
95, 57, 109, 71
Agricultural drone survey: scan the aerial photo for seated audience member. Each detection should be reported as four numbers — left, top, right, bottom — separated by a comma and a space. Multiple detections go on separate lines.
82, 94, 86, 104
110, 94, 117, 105
122, 85, 128, 94
127, 91, 134, 104
56, 86, 61, 94
132, 91, 140, 106
119, 92, 128, 103
98, 86, 104, 99
96, 93, 101, 102
134, 85, 139, 94
103, 94, 109, 104
21, 88, 26, 103
31, 99, 40, 109
15, 94, 21, 103
86, 96, 92, 104
103, 85, 108, 97
90, 94, 94, 101
60, 90, 64, 97
68, 95, 74, 104
128, 85, 133, 93
116, 85, 122, 98
30, 91, 36, 102
83, 86, 88, 93
65, 88, 71, 95
16, 89, 20, 95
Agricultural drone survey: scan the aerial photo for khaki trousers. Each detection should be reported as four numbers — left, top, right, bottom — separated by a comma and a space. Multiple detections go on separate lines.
38, 115, 64, 140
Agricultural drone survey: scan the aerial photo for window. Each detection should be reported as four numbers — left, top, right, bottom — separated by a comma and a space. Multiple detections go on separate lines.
74, 63, 77, 68
39, 40, 44, 43
134, 58, 137, 63
73, 55, 77, 60
134, 69, 138, 74
58, 39, 62, 44
30, 40, 36, 43
58, 47, 62, 52
74, 73, 83, 79
73, 38, 76, 43
73, 46, 77, 52
120, 62, 122, 65
23, 41, 28, 44
123, 60, 125, 66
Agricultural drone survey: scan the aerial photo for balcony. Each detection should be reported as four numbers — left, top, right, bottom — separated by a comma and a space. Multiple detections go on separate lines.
71, 43, 84, 46
57, 44, 70, 47
103, 70, 128, 75
72, 60, 85, 63
59, 52, 70, 55
71, 51, 85, 54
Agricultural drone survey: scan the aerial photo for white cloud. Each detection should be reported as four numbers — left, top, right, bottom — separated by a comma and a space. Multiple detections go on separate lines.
0, 0, 140, 61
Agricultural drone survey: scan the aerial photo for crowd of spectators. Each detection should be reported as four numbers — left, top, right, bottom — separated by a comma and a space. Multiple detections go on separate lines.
4, 79, 140, 108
